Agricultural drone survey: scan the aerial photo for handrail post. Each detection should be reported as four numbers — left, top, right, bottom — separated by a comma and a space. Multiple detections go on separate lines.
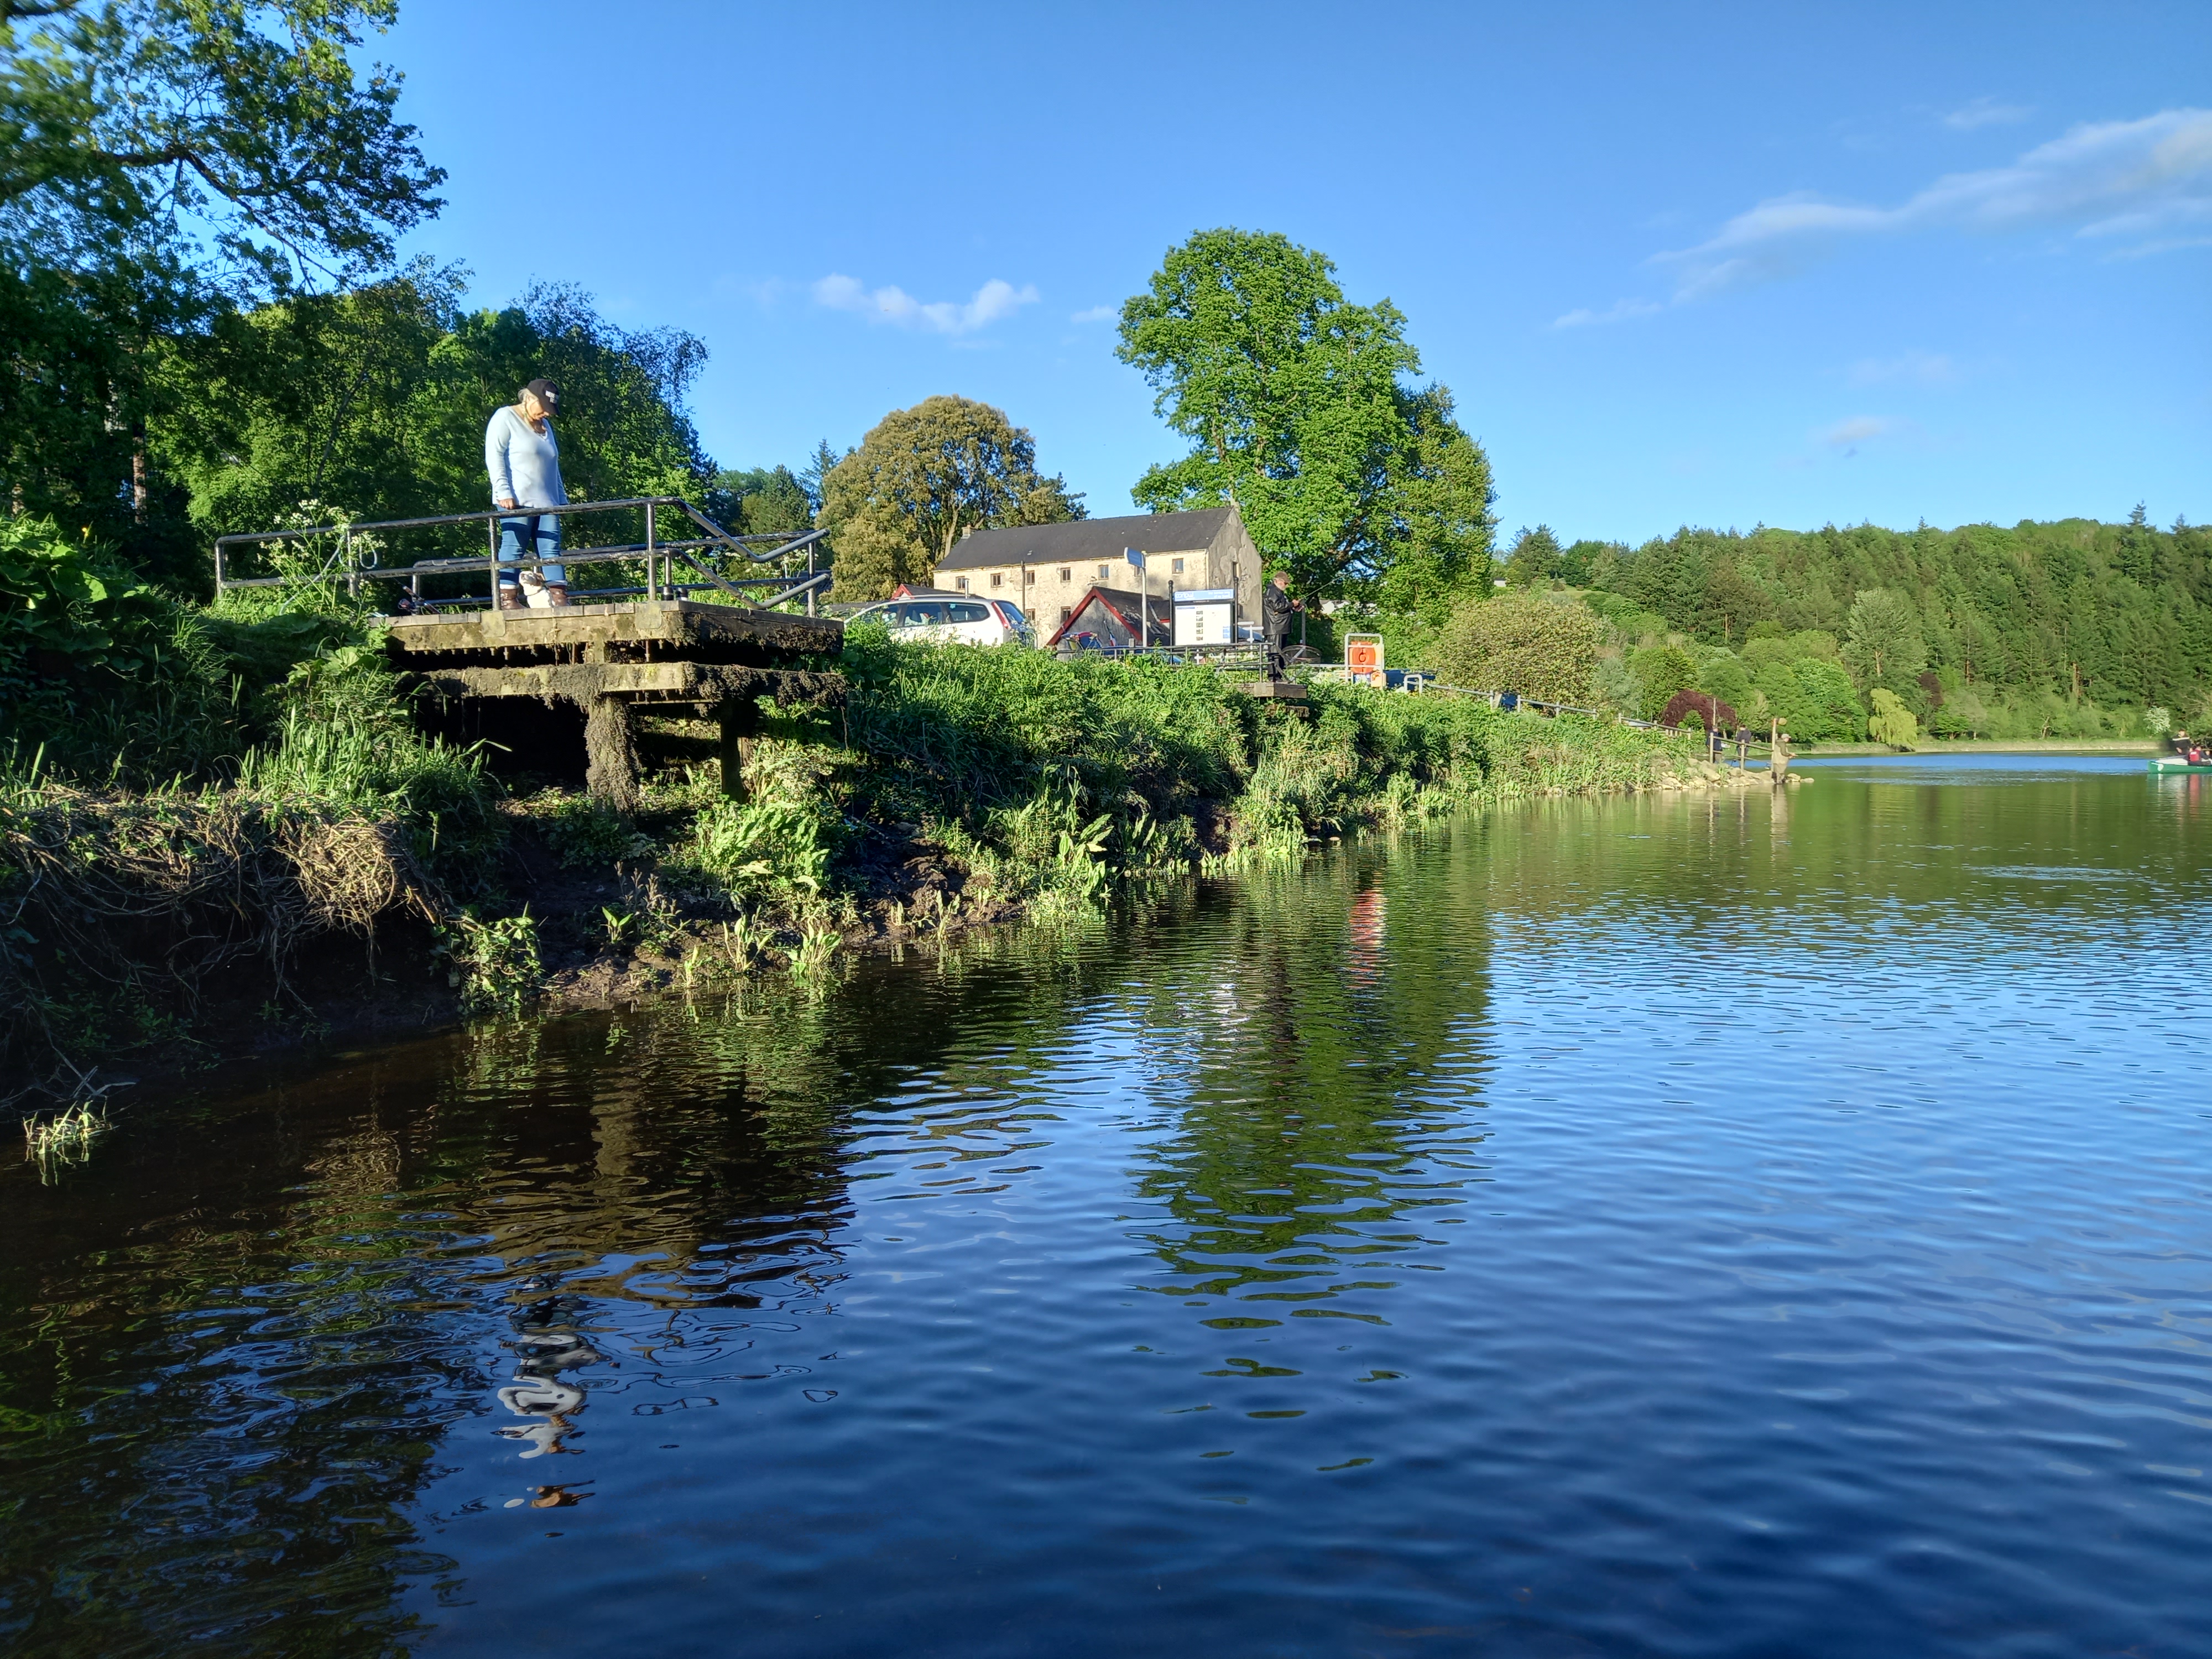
645, 500, 658, 602
488, 512, 499, 609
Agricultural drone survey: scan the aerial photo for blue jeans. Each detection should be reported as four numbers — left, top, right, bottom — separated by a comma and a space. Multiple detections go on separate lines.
497, 514, 565, 590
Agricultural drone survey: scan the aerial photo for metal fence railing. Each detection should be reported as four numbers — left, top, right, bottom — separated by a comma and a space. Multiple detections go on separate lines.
212, 497, 832, 615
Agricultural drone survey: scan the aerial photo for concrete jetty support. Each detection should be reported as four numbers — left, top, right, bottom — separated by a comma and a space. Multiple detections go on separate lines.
385, 600, 844, 807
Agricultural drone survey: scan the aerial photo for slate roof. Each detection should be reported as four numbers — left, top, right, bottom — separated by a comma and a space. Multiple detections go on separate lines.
933, 508, 1236, 573
1044, 586, 1165, 649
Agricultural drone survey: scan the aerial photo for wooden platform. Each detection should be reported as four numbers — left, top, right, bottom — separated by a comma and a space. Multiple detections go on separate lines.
1239, 679, 1308, 702
388, 600, 845, 809
384, 598, 842, 667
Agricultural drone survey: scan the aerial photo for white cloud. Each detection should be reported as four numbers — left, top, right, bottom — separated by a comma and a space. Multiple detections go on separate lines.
1552, 296, 1663, 328
1847, 351, 1959, 388
1069, 304, 1117, 324
2101, 232, 2212, 260
1944, 96, 2032, 131
1821, 415, 1893, 447
1653, 107, 2212, 298
811, 273, 1040, 335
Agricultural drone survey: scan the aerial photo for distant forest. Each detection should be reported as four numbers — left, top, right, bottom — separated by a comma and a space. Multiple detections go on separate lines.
1505, 513, 2211, 717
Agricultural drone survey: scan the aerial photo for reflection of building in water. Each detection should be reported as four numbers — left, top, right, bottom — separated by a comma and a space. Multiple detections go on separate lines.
1347, 886, 1386, 990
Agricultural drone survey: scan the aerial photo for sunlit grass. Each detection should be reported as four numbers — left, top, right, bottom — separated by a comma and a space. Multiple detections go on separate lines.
23, 1100, 109, 1180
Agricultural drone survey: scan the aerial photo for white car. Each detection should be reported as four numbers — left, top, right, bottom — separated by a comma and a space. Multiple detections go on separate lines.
851, 595, 1035, 647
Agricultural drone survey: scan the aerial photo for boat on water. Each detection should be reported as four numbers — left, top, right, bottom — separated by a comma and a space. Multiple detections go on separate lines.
2148, 756, 2212, 774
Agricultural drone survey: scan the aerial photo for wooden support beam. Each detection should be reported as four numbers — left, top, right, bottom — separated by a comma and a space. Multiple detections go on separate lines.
717, 696, 761, 800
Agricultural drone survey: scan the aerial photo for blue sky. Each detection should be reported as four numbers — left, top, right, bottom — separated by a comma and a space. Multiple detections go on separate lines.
382, 1, 2209, 545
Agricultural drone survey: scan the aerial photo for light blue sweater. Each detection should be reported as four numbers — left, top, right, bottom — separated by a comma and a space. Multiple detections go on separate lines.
484, 405, 567, 509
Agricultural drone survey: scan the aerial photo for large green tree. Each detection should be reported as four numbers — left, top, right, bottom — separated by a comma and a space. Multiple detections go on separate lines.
150, 273, 712, 571
1, 0, 442, 580
1843, 587, 1926, 686
707, 464, 812, 536
1115, 228, 1494, 622
817, 395, 1082, 601
1505, 524, 1564, 587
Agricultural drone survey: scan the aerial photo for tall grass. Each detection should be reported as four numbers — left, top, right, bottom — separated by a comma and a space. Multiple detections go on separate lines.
836, 630, 1709, 881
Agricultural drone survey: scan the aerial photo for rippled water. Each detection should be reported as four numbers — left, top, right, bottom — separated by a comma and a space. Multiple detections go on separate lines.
4, 756, 2209, 1657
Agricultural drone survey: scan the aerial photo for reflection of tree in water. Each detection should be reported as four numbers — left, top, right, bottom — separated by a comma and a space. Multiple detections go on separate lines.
0, 908, 1164, 1656
1125, 852, 1495, 1310
0, 985, 872, 1655
0, 858, 1504, 1652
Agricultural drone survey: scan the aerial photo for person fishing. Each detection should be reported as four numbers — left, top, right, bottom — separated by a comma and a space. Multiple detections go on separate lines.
486, 378, 570, 610
1262, 571, 1303, 677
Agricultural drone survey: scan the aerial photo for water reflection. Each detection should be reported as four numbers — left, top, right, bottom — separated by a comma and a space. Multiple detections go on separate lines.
4, 763, 2210, 1657
1128, 858, 1491, 1342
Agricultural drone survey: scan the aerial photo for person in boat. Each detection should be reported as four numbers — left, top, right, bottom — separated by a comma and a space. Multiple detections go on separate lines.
1261, 571, 1302, 677
2169, 728, 2192, 758
486, 377, 571, 611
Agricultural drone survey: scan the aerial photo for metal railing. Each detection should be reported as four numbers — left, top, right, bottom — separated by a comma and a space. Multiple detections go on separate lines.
212, 497, 832, 615
1050, 639, 1271, 669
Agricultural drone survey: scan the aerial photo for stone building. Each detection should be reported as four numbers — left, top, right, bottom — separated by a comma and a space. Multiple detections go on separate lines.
930, 506, 1263, 637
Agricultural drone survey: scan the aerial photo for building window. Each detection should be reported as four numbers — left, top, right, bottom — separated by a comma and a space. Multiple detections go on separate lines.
1024, 607, 1037, 622
1060, 606, 1074, 625
954, 576, 968, 590
1171, 557, 1185, 574
1097, 564, 1109, 578
1025, 570, 1036, 585
990, 572, 1003, 588
1058, 566, 1071, 583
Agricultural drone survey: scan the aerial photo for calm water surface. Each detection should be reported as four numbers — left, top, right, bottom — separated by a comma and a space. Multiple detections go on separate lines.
4, 757, 2209, 1657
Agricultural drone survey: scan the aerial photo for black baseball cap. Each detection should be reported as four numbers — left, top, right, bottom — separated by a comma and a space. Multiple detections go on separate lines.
524, 377, 561, 412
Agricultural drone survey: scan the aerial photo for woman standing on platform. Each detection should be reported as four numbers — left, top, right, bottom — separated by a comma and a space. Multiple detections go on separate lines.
486, 378, 570, 609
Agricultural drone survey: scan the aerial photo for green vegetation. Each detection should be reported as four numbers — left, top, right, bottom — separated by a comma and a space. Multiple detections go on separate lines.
13, 9, 2179, 1097
1429, 590, 1605, 704
1867, 687, 1920, 749
3, 0, 445, 587
1561, 514, 2210, 737
1417, 514, 2206, 741
1, 541, 1724, 1084
818, 395, 1083, 599
1118, 228, 1495, 625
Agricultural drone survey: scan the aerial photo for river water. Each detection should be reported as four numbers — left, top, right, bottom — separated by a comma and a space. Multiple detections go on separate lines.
3, 756, 2208, 1658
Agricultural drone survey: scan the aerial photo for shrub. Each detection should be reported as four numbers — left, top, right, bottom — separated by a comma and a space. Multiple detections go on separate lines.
1629, 645, 1698, 719
1750, 656, 1864, 740
1429, 591, 1605, 703
1660, 689, 1739, 732
1928, 686, 1990, 738
432, 909, 542, 1012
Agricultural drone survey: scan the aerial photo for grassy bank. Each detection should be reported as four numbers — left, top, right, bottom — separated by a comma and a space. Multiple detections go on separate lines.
2, 609, 1732, 1103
